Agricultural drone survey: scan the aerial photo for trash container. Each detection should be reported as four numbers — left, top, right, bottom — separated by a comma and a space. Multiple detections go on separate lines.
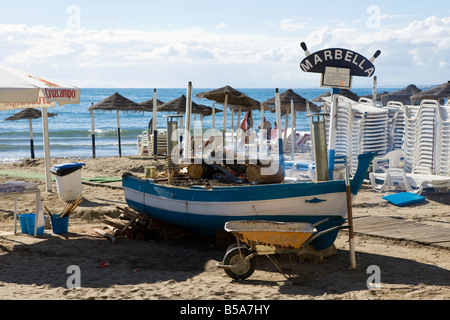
50, 162, 85, 202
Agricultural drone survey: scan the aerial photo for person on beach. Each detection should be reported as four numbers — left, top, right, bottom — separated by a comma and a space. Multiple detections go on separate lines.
258, 118, 272, 142
240, 111, 253, 145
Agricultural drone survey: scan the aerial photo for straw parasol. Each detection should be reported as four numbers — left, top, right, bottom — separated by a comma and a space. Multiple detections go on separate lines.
410, 81, 450, 105
139, 97, 165, 110
4, 108, 57, 159
262, 89, 319, 113
196, 85, 260, 109
88, 92, 142, 157
381, 84, 422, 105
313, 89, 360, 103
362, 91, 389, 102
158, 94, 222, 128
262, 89, 318, 157
197, 86, 260, 146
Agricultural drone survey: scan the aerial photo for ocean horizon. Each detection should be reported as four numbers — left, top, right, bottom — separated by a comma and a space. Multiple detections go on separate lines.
0, 86, 415, 162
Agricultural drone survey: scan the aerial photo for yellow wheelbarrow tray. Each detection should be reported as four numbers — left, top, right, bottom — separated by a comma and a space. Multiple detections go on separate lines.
217, 217, 350, 280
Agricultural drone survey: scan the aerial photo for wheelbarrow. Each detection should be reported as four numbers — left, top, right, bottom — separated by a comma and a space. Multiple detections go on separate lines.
216, 218, 350, 280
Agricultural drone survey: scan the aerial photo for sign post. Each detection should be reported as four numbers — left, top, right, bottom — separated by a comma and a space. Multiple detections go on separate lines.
300, 42, 380, 180
300, 42, 380, 270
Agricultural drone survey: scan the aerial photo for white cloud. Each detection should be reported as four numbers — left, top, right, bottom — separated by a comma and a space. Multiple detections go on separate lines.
215, 22, 226, 29
0, 15, 448, 87
279, 17, 310, 32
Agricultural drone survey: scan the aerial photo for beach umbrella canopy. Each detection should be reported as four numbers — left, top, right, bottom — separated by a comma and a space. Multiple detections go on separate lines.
313, 89, 360, 103
88, 92, 141, 157
89, 92, 141, 112
410, 81, 450, 105
4, 108, 57, 121
157, 95, 220, 115
0, 65, 80, 109
381, 84, 422, 105
197, 86, 260, 146
262, 89, 319, 113
4, 108, 57, 159
196, 85, 260, 109
139, 97, 165, 110
362, 91, 389, 102
0, 65, 80, 192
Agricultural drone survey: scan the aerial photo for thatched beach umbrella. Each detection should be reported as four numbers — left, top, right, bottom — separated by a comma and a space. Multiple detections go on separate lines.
381, 84, 422, 106
158, 94, 222, 129
262, 89, 319, 113
262, 89, 318, 158
89, 92, 142, 157
197, 86, 260, 147
196, 85, 260, 109
313, 89, 360, 103
410, 81, 450, 105
4, 108, 57, 159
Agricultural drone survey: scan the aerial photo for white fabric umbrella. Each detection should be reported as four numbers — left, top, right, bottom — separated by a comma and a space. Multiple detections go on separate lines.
0, 65, 81, 192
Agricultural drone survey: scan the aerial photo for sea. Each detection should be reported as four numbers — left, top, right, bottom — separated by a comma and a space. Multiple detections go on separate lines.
0, 87, 402, 162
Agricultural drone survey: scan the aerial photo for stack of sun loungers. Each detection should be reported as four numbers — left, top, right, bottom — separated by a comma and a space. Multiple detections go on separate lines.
323, 97, 389, 176
383, 101, 406, 152
369, 99, 450, 194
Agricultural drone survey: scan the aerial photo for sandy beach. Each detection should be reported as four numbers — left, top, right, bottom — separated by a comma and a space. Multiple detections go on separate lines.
0, 156, 449, 301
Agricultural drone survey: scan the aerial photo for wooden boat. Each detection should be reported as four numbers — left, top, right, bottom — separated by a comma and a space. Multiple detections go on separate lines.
122, 152, 375, 250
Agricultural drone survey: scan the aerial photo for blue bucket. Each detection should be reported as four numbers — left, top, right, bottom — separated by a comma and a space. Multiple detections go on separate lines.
51, 214, 69, 235
25, 214, 45, 236
18, 213, 34, 234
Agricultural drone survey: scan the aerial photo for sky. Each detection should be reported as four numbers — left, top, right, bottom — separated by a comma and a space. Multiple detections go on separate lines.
0, 0, 449, 88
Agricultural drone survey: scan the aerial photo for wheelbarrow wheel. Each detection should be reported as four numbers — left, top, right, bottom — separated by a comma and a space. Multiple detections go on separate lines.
223, 247, 256, 280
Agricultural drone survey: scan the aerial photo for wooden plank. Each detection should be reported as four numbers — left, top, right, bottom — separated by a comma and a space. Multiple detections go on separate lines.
351, 216, 450, 249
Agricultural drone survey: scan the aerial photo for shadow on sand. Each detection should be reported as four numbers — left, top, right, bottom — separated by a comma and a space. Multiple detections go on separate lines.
0, 231, 448, 297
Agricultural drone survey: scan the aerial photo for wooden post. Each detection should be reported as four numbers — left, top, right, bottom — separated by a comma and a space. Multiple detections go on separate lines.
29, 118, 35, 159
212, 103, 216, 129
372, 76, 377, 108
345, 167, 356, 269
41, 108, 52, 192
290, 99, 295, 160
153, 89, 158, 160
90, 109, 96, 158
222, 93, 228, 148
184, 81, 193, 161
116, 109, 122, 157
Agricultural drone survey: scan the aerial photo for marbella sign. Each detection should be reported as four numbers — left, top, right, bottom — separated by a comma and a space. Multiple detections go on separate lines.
299, 42, 381, 89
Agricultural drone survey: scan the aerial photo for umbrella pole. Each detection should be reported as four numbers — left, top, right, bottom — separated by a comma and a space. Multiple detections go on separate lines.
328, 88, 339, 180
291, 99, 295, 160
29, 118, 35, 159
237, 107, 241, 151
222, 93, 228, 149
153, 89, 158, 160
117, 110, 122, 157
372, 76, 377, 108
184, 81, 193, 161
212, 103, 216, 129
275, 89, 284, 168
41, 108, 52, 192
260, 104, 265, 154
231, 109, 234, 130
90, 110, 96, 158
283, 107, 290, 151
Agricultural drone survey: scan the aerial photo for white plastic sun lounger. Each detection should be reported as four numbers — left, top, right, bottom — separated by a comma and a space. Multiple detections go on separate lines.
369, 150, 450, 194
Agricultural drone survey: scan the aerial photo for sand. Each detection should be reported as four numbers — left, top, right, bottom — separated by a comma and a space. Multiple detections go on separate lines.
0, 156, 449, 301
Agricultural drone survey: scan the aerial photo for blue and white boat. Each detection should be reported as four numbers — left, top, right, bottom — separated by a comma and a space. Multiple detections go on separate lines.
122, 152, 375, 250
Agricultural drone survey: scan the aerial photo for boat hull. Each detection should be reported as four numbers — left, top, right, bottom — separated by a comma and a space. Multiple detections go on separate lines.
123, 153, 375, 250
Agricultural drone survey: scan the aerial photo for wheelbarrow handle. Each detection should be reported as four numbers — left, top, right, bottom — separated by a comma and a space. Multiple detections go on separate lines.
301, 225, 351, 249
